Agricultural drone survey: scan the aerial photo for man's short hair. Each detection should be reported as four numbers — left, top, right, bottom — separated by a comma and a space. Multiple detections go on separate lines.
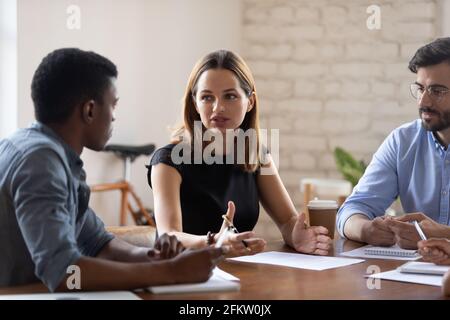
409, 37, 450, 73
31, 48, 118, 124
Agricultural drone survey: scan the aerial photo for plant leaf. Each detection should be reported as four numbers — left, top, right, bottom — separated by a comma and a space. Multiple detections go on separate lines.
334, 147, 366, 187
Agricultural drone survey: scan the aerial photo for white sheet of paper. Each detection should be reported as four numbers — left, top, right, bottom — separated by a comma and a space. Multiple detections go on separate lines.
213, 267, 240, 281
369, 269, 443, 287
147, 267, 240, 294
341, 245, 421, 261
229, 251, 365, 271
0, 291, 141, 300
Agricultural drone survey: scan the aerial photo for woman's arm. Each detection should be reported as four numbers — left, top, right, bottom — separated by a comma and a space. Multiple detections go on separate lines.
256, 155, 331, 255
151, 163, 209, 248
256, 156, 299, 246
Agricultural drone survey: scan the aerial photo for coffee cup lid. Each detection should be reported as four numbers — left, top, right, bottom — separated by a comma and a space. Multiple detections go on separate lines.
307, 199, 338, 209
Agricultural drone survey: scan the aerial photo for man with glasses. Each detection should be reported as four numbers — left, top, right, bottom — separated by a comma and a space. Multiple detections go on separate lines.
337, 38, 450, 249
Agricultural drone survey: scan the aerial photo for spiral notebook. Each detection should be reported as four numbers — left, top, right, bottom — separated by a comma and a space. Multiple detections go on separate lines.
364, 245, 418, 257
341, 245, 421, 261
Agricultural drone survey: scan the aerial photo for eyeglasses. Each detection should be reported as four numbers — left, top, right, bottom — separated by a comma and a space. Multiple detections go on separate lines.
410, 83, 450, 102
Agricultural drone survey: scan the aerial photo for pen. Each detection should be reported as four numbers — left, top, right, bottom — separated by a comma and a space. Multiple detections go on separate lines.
413, 220, 427, 241
220, 214, 251, 251
215, 226, 233, 248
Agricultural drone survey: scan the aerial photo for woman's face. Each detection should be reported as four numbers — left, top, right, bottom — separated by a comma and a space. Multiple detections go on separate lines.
193, 68, 254, 133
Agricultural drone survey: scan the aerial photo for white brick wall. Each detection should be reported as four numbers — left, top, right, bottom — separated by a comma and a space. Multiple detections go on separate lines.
243, 0, 438, 239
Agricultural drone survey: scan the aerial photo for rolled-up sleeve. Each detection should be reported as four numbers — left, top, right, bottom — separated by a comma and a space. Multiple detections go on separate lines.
77, 207, 114, 257
337, 131, 400, 238
11, 148, 82, 292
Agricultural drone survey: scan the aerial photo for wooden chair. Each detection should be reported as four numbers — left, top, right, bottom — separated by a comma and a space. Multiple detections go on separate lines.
90, 144, 156, 226
106, 225, 157, 247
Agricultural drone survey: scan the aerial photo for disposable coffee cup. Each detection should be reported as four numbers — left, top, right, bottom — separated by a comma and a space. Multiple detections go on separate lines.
307, 199, 338, 238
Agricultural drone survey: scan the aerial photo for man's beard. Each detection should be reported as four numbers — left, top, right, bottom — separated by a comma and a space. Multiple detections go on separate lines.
419, 107, 450, 132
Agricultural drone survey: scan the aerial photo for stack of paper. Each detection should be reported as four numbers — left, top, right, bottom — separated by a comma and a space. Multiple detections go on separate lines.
0, 291, 141, 300
398, 261, 450, 275
368, 261, 450, 287
147, 267, 240, 294
368, 269, 443, 287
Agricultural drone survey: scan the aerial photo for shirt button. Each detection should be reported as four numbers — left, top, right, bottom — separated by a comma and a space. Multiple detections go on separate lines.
446, 160, 450, 165
443, 191, 447, 195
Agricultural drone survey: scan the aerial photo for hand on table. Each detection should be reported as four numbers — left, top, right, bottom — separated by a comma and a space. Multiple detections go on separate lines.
291, 212, 332, 256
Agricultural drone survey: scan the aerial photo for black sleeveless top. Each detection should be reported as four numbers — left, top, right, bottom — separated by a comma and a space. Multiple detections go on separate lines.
147, 144, 260, 235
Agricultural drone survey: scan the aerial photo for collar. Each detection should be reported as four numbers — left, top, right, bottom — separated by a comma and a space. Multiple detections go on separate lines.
31, 121, 84, 169
430, 131, 448, 154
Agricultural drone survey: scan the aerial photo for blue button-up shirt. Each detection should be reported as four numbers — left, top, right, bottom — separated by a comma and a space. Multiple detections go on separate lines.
337, 119, 450, 237
0, 122, 114, 291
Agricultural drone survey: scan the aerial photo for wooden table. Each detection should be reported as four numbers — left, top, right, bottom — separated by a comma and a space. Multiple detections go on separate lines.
0, 238, 447, 300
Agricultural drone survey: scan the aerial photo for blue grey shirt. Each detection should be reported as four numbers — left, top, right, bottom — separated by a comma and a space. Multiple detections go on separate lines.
0, 122, 114, 291
337, 119, 450, 237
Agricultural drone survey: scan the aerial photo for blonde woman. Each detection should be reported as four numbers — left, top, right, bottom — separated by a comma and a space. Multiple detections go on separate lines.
148, 50, 331, 256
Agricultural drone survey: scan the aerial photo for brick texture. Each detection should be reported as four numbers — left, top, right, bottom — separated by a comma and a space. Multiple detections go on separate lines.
243, 0, 438, 239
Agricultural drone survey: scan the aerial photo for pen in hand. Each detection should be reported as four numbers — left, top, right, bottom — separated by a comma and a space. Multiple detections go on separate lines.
413, 220, 427, 241
217, 214, 251, 252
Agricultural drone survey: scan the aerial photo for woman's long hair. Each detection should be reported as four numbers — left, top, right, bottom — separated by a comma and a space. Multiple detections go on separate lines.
171, 50, 261, 172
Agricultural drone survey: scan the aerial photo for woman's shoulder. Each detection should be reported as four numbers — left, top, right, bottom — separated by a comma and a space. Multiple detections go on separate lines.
150, 143, 178, 166
147, 144, 185, 188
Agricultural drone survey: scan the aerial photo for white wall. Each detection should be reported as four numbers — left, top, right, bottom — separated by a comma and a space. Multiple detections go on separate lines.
0, 0, 17, 138
441, 0, 450, 35
17, 0, 241, 225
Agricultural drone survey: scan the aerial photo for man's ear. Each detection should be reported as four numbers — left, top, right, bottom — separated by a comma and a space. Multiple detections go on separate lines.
81, 100, 96, 124
247, 92, 255, 112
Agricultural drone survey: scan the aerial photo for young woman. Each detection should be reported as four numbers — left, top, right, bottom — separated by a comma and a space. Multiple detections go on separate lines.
148, 50, 332, 257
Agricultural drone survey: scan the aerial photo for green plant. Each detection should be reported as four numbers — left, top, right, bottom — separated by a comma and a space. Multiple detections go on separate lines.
333, 147, 367, 187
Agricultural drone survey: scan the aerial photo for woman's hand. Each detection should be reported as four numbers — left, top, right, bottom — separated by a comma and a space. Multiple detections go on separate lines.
215, 201, 266, 257
291, 212, 332, 256
225, 230, 266, 257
